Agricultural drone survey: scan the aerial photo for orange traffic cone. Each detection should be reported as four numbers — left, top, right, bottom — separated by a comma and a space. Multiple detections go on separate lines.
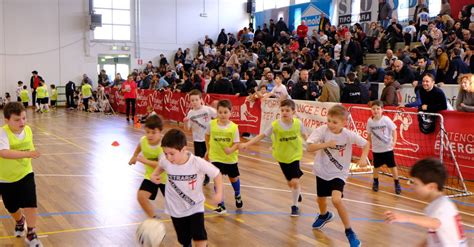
134, 116, 142, 129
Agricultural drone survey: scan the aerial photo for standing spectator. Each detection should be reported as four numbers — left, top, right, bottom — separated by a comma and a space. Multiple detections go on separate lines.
337, 32, 357, 77
98, 69, 110, 87
82, 74, 94, 88
65, 80, 76, 109
29, 71, 43, 109
184, 48, 193, 72
380, 71, 400, 106
440, 0, 451, 16
159, 54, 168, 66
319, 13, 330, 33
413, 0, 428, 26
378, 0, 392, 29
122, 75, 138, 122
420, 73, 447, 113
456, 73, 474, 112
318, 70, 340, 102
297, 20, 308, 47
393, 60, 415, 85
174, 48, 185, 66
275, 17, 289, 40
323, 52, 339, 72
217, 29, 228, 46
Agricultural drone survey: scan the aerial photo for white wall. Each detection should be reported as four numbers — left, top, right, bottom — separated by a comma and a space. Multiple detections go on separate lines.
139, 0, 249, 66
0, 0, 249, 97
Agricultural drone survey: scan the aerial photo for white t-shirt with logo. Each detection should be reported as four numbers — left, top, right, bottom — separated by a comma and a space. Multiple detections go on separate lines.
425, 196, 467, 247
367, 116, 397, 153
186, 106, 217, 142
159, 153, 220, 218
307, 125, 367, 181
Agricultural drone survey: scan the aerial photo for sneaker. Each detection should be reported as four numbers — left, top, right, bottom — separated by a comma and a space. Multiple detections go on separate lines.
372, 180, 379, 192
312, 212, 334, 229
14, 217, 26, 237
395, 182, 402, 195
346, 230, 361, 247
290, 206, 300, 217
203, 175, 210, 186
214, 204, 227, 215
235, 195, 243, 208
26, 233, 43, 247
126, 117, 130, 122
298, 194, 303, 202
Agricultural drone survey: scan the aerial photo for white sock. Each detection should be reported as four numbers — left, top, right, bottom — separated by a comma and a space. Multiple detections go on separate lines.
292, 186, 300, 207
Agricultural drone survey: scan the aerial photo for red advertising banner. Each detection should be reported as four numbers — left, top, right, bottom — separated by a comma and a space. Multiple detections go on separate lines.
105, 88, 261, 134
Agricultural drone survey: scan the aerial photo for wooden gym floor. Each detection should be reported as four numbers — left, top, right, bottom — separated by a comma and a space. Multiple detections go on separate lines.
0, 109, 472, 246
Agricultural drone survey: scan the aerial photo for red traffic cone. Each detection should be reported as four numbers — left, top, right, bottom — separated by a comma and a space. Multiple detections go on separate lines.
134, 116, 142, 128
111, 141, 120, 147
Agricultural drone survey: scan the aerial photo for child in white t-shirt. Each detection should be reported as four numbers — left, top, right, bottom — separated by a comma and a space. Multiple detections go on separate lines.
150, 129, 223, 247
367, 100, 401, 194
385, 158, 467, 247
183, 89, 217, 185
265, 74, 290, 101
307, 105, 370, 247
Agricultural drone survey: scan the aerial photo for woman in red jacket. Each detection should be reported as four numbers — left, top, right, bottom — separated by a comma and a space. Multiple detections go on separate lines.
121, 74, 137, 122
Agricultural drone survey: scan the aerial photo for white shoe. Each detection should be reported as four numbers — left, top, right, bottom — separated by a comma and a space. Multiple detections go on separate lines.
25, 233, 43, 247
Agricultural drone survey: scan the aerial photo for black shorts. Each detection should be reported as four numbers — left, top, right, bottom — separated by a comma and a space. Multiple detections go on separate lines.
212, 162, 239, 178
316, 176, 345, 197
373, 151, 396, 168
138, 179, 165, 200
171, 212, 207, 246
51, 100, 56, 106
41, 97, 49, 104
194, 141, 207, 158
0, 173, 37, 213
278, 160, 303, 181
23, 102, 29, 108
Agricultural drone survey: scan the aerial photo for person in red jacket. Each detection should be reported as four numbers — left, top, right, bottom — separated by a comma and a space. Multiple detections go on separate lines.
121, 74, 138, 122
297, 20, 308, 47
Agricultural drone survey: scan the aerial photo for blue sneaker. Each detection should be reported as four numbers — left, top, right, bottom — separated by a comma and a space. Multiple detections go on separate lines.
312, 212, 334, 229
290, 206, 300, 217
346, 230, 361, 247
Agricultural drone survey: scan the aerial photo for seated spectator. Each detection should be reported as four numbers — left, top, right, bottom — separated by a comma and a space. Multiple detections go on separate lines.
323, 52, 338, 73
380, 71, 401, 106
341, 72, 363, 104
318, 70, 340, 102
231, 73, 246, 96
291, 69, 319, 100
456, 73, 474, 112
177, 72, 194, 93
393, 60, 415, 85
98, 69, 110, 87
403, 21, 417, 48
435, 47, 449, 83
112, 73, 125, 88
281, 67, 295, 96
446, 48, 470, 84
213, 72, 234, 95
265, 74, 290, 101
413, 56, 436, 87
381, 49, 398, 70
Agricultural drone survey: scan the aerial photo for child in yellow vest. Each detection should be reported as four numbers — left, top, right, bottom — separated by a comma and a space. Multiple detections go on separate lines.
129, 114, 167, 218
41, 83, 49, 113
35, 82, 45, 112
81, 82, 92, 112
19, 86, 29, 108
50, 84, 58, 109
205, 99, 242, 214
240, 99, 306, 216
0, 102, 42, 246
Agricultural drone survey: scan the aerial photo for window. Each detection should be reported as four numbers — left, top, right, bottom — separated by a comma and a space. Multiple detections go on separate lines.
294, 0, 310, 4
93, 0, 131, 41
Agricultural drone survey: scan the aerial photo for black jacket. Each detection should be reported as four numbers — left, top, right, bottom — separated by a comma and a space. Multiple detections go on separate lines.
213, 78, 234, 95
65, 81, 76, 94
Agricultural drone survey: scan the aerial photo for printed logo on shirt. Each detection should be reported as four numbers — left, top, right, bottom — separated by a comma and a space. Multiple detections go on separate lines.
168, 178, 196, 206
190, 113, 209, 130
168, 174, 197, 181
323, 148, 344, 170
213, 137, 231, 142
370, 126, 390, 144
279, 136, 297, 142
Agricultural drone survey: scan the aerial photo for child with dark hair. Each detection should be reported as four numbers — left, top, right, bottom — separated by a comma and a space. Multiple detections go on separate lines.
150, 128, 223, 247
129, 114, 167, 218
385, 158, 467, 246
